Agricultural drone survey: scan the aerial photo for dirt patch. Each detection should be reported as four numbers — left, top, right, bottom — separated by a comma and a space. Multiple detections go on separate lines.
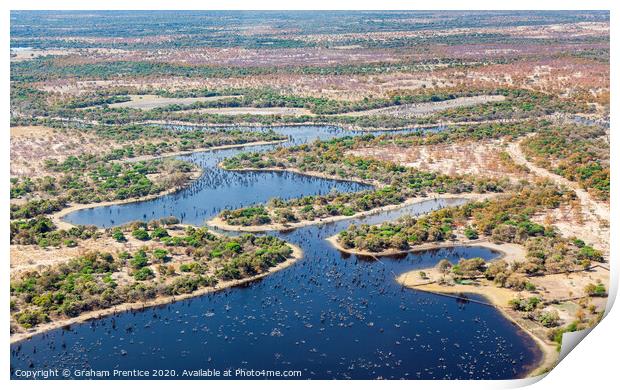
107, 94, 242, 110
507, 138, 609, 259
340, 95, 505, 117
10, 126, 122, 178
192, 106, 313, 116
348, 139, 532, 180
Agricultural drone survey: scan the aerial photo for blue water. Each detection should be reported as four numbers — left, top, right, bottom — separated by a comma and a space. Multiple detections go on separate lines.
11, 126, 540, 380
63, 126, 432, 227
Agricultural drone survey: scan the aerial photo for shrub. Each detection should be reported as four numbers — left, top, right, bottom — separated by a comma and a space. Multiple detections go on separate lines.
133, 267, 155, 281
129, 250, 149, 269
112, 229, 126, 242
585, 283, 607, 297
132, 228, 150, 241
538, 310, 561, 327
151, 227, 170, 239
152, 248, 169, 262
464, 226, 479, 240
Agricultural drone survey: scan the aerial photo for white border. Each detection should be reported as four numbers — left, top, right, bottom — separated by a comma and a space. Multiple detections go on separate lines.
2, 2, 617, 389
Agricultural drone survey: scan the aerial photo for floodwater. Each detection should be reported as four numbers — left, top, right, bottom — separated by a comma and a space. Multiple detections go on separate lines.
11, 125, 540, 380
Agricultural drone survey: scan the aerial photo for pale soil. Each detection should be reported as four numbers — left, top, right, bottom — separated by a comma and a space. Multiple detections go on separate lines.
191, 106, 313, 116
339, 95, 506, 117
10, 126, 122, 178
10, 228, 190, 275
11, 244, 303, 344
348, 138, 532, 180
106, 94, 242, 110
506, 137, 610, 259
208, 192, 497, 232
392, 241, 607, 377
10, 47, 126, 62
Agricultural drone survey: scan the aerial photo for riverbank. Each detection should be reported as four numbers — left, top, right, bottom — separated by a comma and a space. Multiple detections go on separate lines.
140, 115, 553, 132
328, 234, 559, 377
326, 234, 521, 259
48, 140, 286, 230
208, 192, 496, 232
10, 243, 303, 344
396, 270, 559, 378
38, 113, 563, 133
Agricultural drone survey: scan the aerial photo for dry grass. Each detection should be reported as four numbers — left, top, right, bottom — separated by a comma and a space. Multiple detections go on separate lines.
10, 126, 122, 178
348, 139, 532, 180
106, 94, 242, 110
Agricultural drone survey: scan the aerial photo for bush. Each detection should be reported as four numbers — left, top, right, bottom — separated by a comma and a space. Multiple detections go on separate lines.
151, 227, 170, 239
464, 226, 479, 240
436, 259, 453, 274
152, 248, 169, 262
132, 228, 150, 241
584, 283, 607, 297
509, 297, 541, 311
538, 310, 560, 327
133, 267, 155, 281
129, 250, 149, 269
112, 229, 126, 242
16, 309, 49, 328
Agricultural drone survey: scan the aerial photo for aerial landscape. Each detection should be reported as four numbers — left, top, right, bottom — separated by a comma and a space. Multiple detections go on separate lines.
9, 10, 610, 380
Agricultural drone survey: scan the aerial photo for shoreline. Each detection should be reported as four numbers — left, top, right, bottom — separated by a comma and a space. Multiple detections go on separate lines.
10, 243, 303, 344
397, 273, 559, 378
47, 140, 286, 230
139, 115, 550, 132
337, 235, 557, 378
33, 113, 563, 133
326, 234, 523, 259
208, 190, 496, 232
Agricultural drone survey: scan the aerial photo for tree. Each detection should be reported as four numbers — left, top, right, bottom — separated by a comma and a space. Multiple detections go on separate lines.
464, 226, 478, 240
129, 250, 149, 269
436, 259, 452, 275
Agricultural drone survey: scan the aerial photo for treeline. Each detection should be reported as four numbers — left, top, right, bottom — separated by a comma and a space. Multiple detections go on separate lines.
11, 216, 99, 247
337, 180, 604, 275
10, 222, 294, 330
10, 57, 482, 83
520, 124, 609, 200
11, 157, 176, 209
53, 88, 589, 128
64, 95, 131, 109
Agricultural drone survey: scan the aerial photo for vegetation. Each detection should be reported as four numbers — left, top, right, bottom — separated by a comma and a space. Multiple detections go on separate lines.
11, 217, 100, 247
10, 224, 295, 330
521, 124, 610, 200
218, 132, 512, 226
337, 180, 604, 277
